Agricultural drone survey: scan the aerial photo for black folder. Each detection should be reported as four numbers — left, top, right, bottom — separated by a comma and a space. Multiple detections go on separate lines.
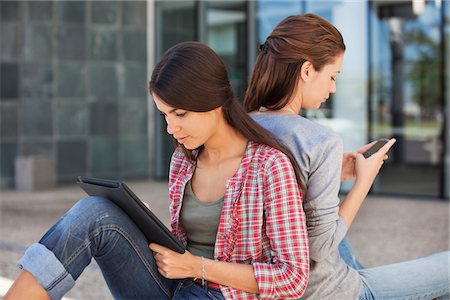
77, 176, 185, 254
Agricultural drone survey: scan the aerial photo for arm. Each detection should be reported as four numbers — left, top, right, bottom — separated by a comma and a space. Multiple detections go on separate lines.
151, 153, 308, 298
302, 133, 347, 262
149, 244, 259, 293
252, 154, 309, 298
339, 138, 396, 228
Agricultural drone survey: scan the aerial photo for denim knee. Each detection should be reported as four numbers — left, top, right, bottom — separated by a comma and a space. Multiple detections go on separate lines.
36, 196, 129, 279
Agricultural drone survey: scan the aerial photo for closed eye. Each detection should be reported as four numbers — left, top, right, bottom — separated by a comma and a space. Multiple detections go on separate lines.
175, 112, 187, 117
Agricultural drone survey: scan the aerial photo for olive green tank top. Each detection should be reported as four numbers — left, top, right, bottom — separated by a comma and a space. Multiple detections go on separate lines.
179, 181, 224, 259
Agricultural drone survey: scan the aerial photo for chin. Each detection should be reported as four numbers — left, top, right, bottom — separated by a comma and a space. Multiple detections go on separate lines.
182, 143, 201, 150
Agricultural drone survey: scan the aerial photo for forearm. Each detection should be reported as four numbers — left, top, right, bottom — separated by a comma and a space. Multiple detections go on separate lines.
201, 258, 259, 294
339, 179, 371, 229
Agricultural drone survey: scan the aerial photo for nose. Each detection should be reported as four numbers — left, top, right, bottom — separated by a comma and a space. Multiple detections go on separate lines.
330, 81, 337, 94
166, 118, 180, 135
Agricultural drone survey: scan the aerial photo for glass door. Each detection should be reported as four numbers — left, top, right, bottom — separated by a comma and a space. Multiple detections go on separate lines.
153, 1, 197, 179
202, 1, 248, 99
369, 0, 446, 197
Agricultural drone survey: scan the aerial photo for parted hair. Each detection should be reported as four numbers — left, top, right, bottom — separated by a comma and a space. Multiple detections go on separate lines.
244, 13, 346, 112
149, 41, 302, 187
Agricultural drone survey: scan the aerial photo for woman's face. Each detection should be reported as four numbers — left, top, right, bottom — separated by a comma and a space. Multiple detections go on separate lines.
299, 53, 344, 110
152, 93, 221, 150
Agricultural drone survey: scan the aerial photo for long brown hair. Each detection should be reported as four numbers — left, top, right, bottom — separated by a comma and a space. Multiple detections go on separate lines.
244, 13, 346, 112
149, 41, 302, 186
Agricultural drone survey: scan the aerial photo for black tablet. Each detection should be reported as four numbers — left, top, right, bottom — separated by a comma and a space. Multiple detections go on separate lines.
77, 176, 185, 254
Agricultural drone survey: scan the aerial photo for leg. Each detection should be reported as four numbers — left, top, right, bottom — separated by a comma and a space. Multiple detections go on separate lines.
339, 236, 365, 270
358, 251, 450, 300
9, 196, 177, 299
4, 270, 50, 300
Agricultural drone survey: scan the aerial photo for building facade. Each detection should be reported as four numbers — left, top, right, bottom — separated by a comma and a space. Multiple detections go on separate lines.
151, 0, 449, 199
1, 0, 448, 199
0, 1, 149, 187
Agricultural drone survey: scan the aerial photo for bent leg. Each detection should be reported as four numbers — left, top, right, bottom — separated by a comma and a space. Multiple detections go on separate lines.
4, 270, 50, 300
338, 237, 365, 270
16, 196, 176, 299
358, 251, 450, 300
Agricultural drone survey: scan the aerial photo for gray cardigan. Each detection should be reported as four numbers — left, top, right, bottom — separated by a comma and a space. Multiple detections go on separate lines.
252, 114, 362, 299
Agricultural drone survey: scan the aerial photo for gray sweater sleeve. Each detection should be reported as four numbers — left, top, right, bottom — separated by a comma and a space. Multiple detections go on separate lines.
302, 132, 347, 262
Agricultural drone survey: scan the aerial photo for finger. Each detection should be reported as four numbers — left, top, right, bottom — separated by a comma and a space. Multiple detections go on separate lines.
378, 138, 396, 154
149, 243, 168, 253
357, 141, 377, 153
344, 152, 357, 160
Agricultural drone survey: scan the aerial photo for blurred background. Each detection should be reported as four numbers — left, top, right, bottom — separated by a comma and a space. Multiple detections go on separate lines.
0, 0, 449, 196
0, 1, 448, 298
0, 0, 450, 198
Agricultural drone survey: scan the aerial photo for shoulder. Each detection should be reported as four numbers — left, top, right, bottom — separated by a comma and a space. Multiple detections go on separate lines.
170, 147, 186, 166
246, 142, 294, 174
252, 114, 342, 155
169, 147, 193, 175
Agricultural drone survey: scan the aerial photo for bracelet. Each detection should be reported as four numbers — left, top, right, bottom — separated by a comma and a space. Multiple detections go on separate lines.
201, 256, 205, 287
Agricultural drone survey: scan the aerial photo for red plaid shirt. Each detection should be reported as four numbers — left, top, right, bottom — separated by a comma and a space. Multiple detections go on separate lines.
168, 142, 309, 299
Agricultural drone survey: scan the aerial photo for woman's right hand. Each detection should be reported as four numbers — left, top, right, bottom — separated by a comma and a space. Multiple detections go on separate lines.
354, 138, 396, 187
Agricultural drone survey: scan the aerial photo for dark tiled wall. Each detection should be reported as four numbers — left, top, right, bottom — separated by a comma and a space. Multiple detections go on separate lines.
0, 1, 148, 188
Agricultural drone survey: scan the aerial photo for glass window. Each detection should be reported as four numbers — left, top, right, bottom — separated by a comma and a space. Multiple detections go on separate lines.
204, 1, 248, 98
256, 1, 303, 44
445, 0, 450, 198
370, 0, 445, 197
153, 1, 197, 179
303, 1, 368, 154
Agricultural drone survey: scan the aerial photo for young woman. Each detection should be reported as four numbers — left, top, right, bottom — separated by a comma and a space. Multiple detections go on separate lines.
244, 13, 449, 300
5, 42, 309, 300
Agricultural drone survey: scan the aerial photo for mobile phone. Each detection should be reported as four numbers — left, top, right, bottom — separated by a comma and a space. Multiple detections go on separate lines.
363, 138, 390, 158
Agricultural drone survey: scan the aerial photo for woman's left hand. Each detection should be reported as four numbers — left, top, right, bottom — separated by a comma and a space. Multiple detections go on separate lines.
149, 243, 200, 279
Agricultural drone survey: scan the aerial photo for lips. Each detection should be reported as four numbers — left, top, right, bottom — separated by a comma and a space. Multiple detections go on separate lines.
175, 136, 188, 143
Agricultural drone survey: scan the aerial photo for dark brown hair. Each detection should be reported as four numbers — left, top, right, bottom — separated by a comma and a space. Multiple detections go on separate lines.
244, 13, 346, 112
149, 41, 302, 186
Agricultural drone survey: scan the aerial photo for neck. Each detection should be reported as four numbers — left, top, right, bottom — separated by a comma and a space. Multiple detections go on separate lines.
258, 105, 299, 115
201, 122, 248, 164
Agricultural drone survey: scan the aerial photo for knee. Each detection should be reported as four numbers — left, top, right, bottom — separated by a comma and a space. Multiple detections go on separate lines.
68, 196, 124, 226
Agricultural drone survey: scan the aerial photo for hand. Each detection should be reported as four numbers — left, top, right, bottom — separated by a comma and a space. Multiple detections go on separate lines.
149, 243, 200, 279
341, 140, 389, 181
354, 138, 396, 187
341, 152, 357, 181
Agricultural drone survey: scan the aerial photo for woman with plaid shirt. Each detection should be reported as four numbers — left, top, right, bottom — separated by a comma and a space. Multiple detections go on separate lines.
7, 42, 308, 300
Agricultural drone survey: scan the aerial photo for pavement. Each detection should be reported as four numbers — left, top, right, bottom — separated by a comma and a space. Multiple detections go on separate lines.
0, 179, 448, 299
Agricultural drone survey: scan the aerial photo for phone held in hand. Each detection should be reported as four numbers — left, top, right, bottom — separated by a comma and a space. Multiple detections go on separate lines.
363, 138, 390, 158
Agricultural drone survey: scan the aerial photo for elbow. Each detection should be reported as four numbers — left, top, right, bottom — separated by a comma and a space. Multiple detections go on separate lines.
274, 266, 309, 299
291, 272, 309, 298
285, 268, 309, 298
309, 248, 330, 262
308, 230, 345, 262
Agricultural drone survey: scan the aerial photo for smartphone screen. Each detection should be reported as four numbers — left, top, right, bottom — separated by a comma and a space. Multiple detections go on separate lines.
363, 138, 389, 158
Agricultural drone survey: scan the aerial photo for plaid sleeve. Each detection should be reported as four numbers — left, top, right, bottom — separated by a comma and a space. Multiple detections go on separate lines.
252, 153, 309, 299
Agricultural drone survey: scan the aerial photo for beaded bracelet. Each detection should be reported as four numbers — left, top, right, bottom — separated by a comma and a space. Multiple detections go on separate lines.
201, 256, 205, 287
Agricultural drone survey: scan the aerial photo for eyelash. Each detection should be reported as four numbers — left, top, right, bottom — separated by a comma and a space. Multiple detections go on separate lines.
331, 77, 336, 81
159, 112, 187, 118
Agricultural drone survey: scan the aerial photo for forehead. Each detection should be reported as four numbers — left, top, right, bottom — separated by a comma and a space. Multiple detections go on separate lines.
324, 53, 344, 72
152, 93, 175, 112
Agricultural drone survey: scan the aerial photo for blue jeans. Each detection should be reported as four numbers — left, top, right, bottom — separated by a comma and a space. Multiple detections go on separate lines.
358, 251, 449, 300
18, 196, 224, 300
339, 237, 449, 299
339, 237, 365, 270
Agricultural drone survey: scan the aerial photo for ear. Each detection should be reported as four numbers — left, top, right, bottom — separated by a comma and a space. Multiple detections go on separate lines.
300, 61, 314, 82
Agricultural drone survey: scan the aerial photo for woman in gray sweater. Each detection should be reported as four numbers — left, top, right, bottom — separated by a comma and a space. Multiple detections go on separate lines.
245, 13, 449, 300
